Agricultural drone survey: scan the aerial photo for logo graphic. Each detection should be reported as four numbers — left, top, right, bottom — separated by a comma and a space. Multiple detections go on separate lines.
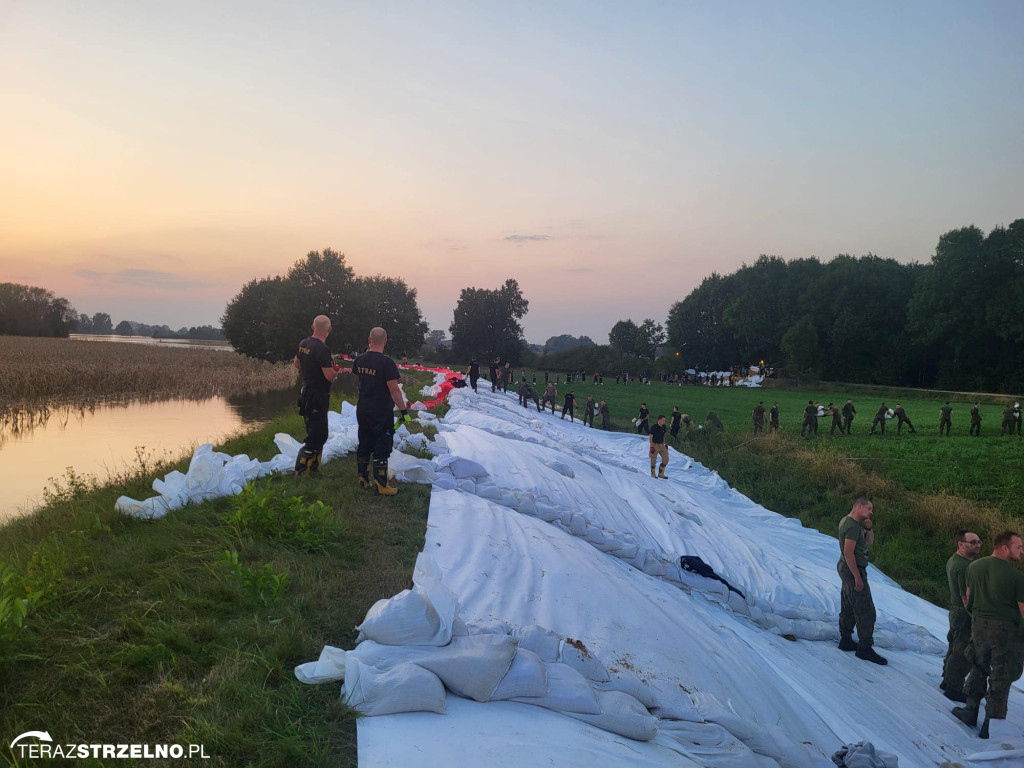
10, 731, 52, 748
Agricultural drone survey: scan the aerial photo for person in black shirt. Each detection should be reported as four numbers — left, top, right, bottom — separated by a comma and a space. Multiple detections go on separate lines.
842, 399, 856, 434
466, 357, 480, 393
769, 403, 780, 433
293, 315, 339, 476
670, 406, 682, 439
490, 358, 501, 392
650, 415, 669, 478
354, 327, 409, 496
752, 401, 766, 435
561, 391, 576, 421
636, 403, 650, 434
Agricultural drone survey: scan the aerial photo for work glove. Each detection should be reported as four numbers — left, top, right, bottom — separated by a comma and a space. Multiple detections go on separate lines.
395, 409, 408, 428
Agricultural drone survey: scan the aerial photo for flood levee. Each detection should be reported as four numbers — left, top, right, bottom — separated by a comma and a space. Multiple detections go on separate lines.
0, 387, 298, 522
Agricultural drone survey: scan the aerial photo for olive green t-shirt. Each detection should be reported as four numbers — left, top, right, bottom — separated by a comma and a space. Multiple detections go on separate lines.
838, 515, 869, 568
946, 554, 971, 610
966, 556, 1024, 626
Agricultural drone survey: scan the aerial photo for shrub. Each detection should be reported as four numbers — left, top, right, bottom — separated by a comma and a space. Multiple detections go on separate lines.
227, 483, 343, 550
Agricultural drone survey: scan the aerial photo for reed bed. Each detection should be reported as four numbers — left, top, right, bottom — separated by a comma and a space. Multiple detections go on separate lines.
0, 336, 297, 410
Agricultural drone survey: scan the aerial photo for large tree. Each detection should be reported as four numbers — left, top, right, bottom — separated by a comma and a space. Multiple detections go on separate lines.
223, 249, 429, 361
0, 283, 77, 337
449, 278, 529, 363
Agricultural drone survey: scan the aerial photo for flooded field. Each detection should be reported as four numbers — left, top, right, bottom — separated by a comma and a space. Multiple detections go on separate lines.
0, 387, 298, 521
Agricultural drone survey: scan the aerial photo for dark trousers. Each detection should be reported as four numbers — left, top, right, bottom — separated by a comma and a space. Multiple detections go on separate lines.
970, 420, 981, 436
843, 416, 854, 434
870, 416, 886, 434
582, 408, 594, 426
299, 392, 330, 449
541, 396, 556, 414
830, 420, 844, 435
561, 404, 574, 422
964, 616, 1024, 719
838, 560, 876, 650
469, 374, 478, 392
897, 416, 915, 434
753, 420, 763, 435
940, 418, 951, 436
942, 607, 973, 694
637, 419, 649, 435
356, 407, 394, 464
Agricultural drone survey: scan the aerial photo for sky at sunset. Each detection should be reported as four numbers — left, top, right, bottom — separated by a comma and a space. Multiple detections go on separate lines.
2, 1, 1022, 343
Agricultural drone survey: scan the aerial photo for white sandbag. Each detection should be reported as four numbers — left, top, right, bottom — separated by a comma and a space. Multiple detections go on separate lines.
413, 552, 460, 645
511, 662, 601, 715
490, 648, 548, 700
356, 589, 443, 646
409, 401, 427, 411
544, 459, 576, 478
115, 494, 174, 520
295, 646, 347, 684
351, 634, 517, 703
343, 657, 447, 716
449, 457, 489, 479
567, 690, 658, 741
516, 625, 562, 662
560, 638, 610, 682
658, 720, 779, 768
595, 666, 659, 709
273, 432, 302, 458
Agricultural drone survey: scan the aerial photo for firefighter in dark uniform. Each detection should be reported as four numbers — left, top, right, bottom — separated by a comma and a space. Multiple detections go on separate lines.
466, 357, 480, 393
354, 327, 409, 496
869, 402, 889, 435
561, 391, 576, 422
670, 406, 682, 438
293, 315, 339, 476
769, 403, 780, 433
636, 403, 650, 435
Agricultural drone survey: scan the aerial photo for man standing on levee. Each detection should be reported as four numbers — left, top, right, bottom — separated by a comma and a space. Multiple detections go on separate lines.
354, 327, 409, 496
293, 315, 339, 476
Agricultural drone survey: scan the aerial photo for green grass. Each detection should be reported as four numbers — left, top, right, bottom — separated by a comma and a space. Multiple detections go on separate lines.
1, 371, 434, 768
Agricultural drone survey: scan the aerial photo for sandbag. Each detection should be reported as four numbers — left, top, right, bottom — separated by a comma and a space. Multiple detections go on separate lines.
351, 634, 517, 703
356, 589, 443, 646
560, 638, 610, 682
515, 625, 561, 662
343, 657, 446, 716
566, 690, 658, 742
511, 662, 601, 714
490, 648, 548, 700
294, 646, 347, 684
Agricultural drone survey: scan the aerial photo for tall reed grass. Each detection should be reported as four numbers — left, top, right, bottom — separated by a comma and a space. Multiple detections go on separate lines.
0, 336, 297, 409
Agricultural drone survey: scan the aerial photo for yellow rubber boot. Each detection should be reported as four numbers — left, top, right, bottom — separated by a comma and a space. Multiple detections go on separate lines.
658, 464, 667, 479
651, 466, 657, 478
373, 461, 398, 496
357, 459, 372, 490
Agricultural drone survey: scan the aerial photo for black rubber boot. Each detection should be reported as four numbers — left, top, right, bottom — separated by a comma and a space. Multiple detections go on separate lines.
294, 448, 321, 476
943, 689, 967, 703
838, 635, 857, 652
855, 647, 888, 665
357, 459, 372, 490
979, 716, 991, 739
952, 706, 978, 728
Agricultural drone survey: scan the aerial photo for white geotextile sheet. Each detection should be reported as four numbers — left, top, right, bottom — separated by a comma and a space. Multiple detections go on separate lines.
359, 386, 1024, 767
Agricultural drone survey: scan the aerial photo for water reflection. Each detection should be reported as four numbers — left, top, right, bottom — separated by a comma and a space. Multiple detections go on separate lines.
0, 387, 299, 523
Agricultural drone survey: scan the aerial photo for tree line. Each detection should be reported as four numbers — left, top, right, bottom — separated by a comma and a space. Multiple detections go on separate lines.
666, 219, 1024, 391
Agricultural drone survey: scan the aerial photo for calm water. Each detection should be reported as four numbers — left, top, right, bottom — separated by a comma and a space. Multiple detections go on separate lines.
0, 387, 298, 522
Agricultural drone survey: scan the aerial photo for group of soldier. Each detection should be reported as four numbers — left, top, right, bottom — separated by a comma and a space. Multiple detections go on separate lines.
839, 495, 1024, 739
746, 399, 1023, 438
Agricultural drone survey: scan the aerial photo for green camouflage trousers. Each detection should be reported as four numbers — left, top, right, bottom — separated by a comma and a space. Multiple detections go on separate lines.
941, 607, 972, 693
838, 561, 875, 649
964, 617, 1024, 719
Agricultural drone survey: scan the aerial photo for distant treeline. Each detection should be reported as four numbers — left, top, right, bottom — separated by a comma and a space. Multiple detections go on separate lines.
74, 312, 226, 341
667, 220, 1024, 392
0, 283, 225, 341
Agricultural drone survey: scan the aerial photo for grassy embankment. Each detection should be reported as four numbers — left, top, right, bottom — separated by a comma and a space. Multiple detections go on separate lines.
1, 369, 436, 768
504, 374, 1024, 604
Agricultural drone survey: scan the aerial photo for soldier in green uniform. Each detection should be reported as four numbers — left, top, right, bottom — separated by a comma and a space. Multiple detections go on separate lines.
828, 402, 844, 436
599, 400, 611, 429
970, 402, 982, 437
837, 497, 887, 665
582, 395, 596, 427
869, 402, 889, 435
801, 400, 816, 437
752, 401, 766, 435
1000, 403, 1015, 436
941, 531, 983, 702
952, 531, 1024, 736
939, 401, 953, 436
893, 403, 917, 434
705, 410, 724, 432
842, 399, 856, 434
540, 382, 557, 414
